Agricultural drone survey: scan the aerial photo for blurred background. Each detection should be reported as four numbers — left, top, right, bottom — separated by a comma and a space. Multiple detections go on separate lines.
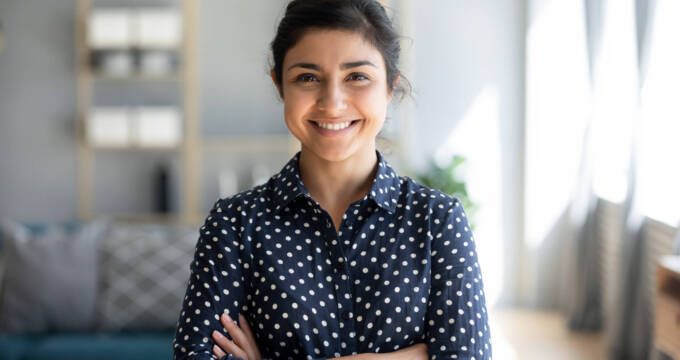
0, 0, 679, 359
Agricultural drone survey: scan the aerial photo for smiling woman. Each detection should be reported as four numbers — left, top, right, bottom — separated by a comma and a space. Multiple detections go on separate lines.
172, 1, 492, 359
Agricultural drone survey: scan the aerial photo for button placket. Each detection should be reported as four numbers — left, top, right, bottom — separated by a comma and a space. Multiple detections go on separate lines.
321, 210, 359, 350
337, 211, 361, 350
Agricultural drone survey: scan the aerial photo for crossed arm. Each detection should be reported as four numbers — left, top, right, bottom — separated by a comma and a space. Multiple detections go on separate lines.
210, 312, 428, 360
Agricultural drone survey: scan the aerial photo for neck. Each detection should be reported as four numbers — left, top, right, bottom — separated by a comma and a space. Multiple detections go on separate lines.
298, 143, 378, 208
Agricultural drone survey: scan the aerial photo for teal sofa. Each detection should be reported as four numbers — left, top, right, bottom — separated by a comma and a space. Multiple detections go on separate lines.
0, 332, 173, 360
0, 220, 196, 360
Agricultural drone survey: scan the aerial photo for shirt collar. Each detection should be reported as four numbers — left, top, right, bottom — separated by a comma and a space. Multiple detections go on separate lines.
269, 149, 401, 214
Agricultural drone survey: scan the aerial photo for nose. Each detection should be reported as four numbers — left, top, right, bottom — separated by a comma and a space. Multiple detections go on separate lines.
316, 79, 347, 115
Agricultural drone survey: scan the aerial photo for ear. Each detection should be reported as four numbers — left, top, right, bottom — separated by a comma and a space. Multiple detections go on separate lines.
271, 70, 283, 98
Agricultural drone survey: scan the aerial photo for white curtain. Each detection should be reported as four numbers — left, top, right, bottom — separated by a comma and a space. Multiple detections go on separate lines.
525, 0, 680, 358
524, 0, 592, 311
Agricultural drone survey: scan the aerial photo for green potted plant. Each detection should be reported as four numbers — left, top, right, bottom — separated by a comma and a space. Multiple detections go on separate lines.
410, 154, 478, 231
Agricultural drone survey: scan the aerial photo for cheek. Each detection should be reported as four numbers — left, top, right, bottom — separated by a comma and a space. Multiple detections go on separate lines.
283, 90, 314, 121
354, 88, 388, 122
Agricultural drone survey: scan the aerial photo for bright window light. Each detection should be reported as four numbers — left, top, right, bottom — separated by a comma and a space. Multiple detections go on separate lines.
525, 0, 590, 248
636, 0, 680, 226
590, 0, 638, 204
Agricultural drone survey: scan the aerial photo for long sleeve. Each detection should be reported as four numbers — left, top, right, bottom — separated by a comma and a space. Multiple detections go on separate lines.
173, 199, 250, 360
425, 200, 492, 360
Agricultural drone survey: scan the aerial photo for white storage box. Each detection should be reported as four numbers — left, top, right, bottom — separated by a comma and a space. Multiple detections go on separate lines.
133, 107, 182, 147
87, 9, 132, 49
87, 107, 131, 147
136, 8, 182, 48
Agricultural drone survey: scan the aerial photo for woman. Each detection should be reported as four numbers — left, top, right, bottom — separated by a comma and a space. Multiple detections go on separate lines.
172, 1, 492, 359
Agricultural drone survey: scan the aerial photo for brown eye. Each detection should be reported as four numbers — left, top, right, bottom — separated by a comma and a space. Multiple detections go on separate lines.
347, 73, 369, 81
295, 73, 319, 83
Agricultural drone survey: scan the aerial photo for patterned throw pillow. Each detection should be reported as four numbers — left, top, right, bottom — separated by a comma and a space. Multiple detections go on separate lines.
0, 219, 108, 333
95, 222, 198, 331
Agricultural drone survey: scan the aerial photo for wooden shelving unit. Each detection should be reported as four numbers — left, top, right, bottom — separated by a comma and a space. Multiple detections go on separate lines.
654, 255, 680, 359
75, 0, 201, 224
75, 0, 298, 226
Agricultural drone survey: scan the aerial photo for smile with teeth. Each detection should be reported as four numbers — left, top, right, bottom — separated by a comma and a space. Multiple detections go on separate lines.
312, 120, 359, 130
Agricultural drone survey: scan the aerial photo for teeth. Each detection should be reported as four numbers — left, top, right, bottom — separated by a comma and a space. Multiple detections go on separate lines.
316, 121, 353, 130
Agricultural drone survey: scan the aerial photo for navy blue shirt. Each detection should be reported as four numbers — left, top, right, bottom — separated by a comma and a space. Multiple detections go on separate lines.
173, 149, 492, 360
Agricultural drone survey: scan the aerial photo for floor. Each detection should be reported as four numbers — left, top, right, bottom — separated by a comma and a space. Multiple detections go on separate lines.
489, 307, 607, 360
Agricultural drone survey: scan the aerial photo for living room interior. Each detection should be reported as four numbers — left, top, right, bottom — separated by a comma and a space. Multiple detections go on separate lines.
0, 0, 679, 359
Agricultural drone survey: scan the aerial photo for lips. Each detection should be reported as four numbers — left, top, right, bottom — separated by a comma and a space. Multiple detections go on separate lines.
310, 120, 360, 130
309, 120, 360, 124
309, 119, 361, 136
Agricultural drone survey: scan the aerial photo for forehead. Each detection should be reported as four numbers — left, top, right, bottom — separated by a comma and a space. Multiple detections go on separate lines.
283, 29, 385, 70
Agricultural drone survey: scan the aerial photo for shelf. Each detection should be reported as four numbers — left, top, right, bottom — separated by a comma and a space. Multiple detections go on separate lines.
88, 144, 183, 152
91, 72, 182, 82
661, 256, 680, 276
88, 45, 182, 52
202, 135, 299, 153
654, 256, 680, 359
91, 212, 203, 226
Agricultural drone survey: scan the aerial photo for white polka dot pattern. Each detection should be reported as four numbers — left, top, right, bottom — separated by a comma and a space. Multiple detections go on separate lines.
172, 150, 492, 360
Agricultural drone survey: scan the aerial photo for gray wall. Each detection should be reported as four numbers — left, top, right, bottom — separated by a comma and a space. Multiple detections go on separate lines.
0, 0, 78, 222
200, 0, 288, 137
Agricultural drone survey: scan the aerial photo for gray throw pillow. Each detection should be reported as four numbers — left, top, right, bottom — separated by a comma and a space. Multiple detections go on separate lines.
95, 222, 198, 331
0, 219, 109, 333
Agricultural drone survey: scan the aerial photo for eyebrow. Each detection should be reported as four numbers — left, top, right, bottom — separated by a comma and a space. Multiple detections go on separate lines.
286, 60, 377, 72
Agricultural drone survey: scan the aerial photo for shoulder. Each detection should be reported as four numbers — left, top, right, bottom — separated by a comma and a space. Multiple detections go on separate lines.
396, 175, 470, 244
398, 175, 464, 215
205, 182, 270, 229
212, 182, 270, 213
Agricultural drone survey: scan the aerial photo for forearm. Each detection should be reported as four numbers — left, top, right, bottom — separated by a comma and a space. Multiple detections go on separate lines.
326, 343, 428, 360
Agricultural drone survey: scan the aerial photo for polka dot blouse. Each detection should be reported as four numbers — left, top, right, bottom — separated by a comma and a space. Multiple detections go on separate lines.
173, 149, 492, 360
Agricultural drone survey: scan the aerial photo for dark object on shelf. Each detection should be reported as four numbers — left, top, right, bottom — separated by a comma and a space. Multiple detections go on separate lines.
89, 49, 180, 78
0, 21, 5, 53
154, 162, 170, 213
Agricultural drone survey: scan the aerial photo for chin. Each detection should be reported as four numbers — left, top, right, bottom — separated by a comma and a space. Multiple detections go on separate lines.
305, 143, 360, 163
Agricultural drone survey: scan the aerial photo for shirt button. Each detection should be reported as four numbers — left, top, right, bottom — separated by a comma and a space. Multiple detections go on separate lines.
343, 219, 351, 227
342, 311, 352, 320
326, 221, 331, 229
335, 261, 344, 272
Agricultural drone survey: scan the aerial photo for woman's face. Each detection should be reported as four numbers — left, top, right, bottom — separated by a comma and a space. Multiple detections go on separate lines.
274, 29, 394, 162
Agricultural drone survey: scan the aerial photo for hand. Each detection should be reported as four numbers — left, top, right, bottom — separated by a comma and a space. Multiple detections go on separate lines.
340, 343, 428, 360
211, 313, 263, 360
394, 343, 428, 360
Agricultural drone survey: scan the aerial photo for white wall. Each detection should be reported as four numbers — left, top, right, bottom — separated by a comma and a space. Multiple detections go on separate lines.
395, 0, 526, 306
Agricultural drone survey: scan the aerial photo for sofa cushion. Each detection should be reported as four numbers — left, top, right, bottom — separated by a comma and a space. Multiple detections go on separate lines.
95, 223, 197, 331
0, 332, 174, 360
0, 219, 109, 333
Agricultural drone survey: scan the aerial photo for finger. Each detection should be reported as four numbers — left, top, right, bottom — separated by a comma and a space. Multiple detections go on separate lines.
414, 343, 429, 360
211, 330, 248, 360
212, 344, 227, 359
220, 313, 251, 351
238, 314, 262, 359
238, 314, 256, 343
